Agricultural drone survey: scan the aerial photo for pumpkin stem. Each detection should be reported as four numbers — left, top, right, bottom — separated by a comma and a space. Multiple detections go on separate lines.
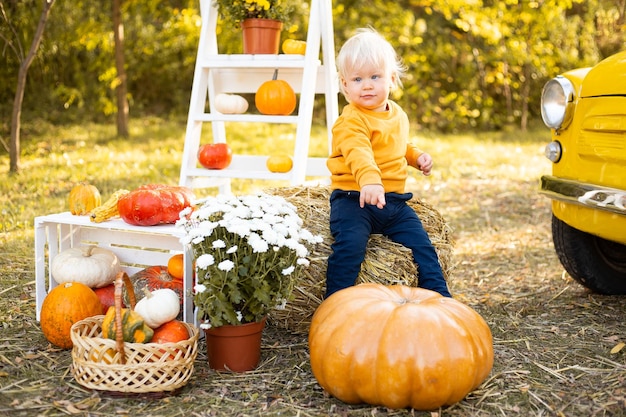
82, 245, 97, 257
142, 287, 153, 299
272, 68, 278, 81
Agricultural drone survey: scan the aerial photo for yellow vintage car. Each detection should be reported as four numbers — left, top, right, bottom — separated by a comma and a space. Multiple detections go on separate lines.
539, 51, 626, 294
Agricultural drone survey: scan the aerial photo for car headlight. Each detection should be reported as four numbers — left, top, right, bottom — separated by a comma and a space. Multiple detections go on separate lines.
544, 141, 562, 163
540, 76, 575, 130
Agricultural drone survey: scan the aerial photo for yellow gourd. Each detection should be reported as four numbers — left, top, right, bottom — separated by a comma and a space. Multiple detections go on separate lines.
90, 189, 129, 223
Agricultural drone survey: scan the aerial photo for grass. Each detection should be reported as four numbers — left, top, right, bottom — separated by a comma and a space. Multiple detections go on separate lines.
1, 117, 625, 416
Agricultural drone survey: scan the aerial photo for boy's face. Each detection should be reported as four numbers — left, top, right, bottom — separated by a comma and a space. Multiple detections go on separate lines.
341, 61, 395, 112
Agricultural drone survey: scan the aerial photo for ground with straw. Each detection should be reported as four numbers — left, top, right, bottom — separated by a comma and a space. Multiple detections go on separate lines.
0, 122, 625, 416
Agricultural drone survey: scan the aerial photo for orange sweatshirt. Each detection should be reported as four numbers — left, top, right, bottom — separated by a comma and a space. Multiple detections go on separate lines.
327, 101, 423, 193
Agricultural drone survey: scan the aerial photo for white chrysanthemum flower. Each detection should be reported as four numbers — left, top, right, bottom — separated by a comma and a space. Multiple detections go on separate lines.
295, 243, 309, 258
262, 228, 280, 245
226, 221, 251, 238
236, 311, 243, 322
218, 259, 235, 272
249, 233, 269, 253
297, 257, 310, 266
282, 265, 295, 275
196, 253, 215, 269
199, 322, 212, 330
272, 223, 290, 238
226, 245, 238, 254
194, 284, 207, 294
212, 239, 226, 249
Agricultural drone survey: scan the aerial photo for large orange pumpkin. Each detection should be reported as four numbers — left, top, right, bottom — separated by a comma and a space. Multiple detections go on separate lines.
40, 282, 102, 349
308, 284, 494, 410
255, 69, 297, 115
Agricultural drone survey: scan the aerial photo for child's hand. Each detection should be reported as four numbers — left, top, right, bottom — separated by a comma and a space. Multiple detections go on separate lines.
360, 184, 386, 209
417, 153, 433, 176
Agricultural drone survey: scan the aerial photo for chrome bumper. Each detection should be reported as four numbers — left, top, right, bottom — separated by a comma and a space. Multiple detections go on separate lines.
540, 175, 626, 216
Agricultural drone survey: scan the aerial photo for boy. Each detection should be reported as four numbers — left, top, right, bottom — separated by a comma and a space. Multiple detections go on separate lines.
325, 28, 451, 298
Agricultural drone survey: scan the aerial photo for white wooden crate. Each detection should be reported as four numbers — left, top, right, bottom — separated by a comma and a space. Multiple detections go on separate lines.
34, 212, 194, 324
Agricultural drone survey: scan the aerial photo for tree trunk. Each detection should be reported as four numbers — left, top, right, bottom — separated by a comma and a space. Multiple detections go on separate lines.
9, 0, 56, 173
519, 64, 531, 132
113, 0, 129, 138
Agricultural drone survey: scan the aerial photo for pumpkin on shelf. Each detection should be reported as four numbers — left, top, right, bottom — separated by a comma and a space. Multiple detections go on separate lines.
69, 182, 101, 215
167, 254, 185, 280
197, 143, 233, 170
308, 283, 494, 411
51, 246, 121, 288
213, 93, 248, 114
282, 39, 306, 55
266, 154, 293, 173
255, 69, 296, 115
40, 282, 103, 349
134, 288, 180, 329
117, 184, 195, 226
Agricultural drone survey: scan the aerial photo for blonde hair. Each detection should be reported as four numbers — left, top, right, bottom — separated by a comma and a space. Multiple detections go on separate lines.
336, 28, 407, 99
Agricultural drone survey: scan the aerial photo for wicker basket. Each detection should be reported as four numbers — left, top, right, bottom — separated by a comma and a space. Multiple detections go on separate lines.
70, 272, 199, 394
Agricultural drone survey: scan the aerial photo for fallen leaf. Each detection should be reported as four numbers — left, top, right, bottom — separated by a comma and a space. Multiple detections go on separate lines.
610, 342, 625, 355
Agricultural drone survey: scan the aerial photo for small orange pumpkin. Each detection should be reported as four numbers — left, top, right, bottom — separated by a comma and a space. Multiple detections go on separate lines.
255, 69, 297, 115
40, 282, 102, 349
282, 39, 306, 55
151, 320, 190, 344
69, 182, 101, 215
266, 154, 293, 173
167, 254, 185, 280
151, 320, 191, 361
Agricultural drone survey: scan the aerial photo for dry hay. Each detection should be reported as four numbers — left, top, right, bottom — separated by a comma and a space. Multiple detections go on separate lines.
265, 186, 455, 334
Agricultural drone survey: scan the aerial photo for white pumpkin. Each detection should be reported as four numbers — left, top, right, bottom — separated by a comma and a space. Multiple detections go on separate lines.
214, 93, 248, 114
51, 245, 121, 288
134, 288, 180, 328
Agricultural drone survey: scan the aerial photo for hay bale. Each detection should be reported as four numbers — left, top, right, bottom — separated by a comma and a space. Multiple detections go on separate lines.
266, 186, 455, 334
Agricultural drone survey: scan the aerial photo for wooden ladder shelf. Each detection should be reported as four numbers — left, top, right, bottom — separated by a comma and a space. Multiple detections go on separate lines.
178, 0, 338, 194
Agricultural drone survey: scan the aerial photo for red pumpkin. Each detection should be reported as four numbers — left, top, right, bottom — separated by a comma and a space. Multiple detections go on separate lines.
127, 266, 184, 311
308, 284, 494, 410
197, 143, 232, 170
93, 283, 120, 314
117, 184, 194, 226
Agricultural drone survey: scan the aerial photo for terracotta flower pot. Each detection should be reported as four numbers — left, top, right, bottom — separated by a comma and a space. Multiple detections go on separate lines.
204, 317, 266, 372
241, 18, 283, 54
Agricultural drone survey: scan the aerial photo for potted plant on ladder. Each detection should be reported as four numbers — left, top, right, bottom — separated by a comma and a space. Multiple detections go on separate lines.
213, 0, 294, 54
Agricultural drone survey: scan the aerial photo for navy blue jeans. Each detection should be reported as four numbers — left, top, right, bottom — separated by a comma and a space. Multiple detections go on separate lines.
325, 190, 451, 298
